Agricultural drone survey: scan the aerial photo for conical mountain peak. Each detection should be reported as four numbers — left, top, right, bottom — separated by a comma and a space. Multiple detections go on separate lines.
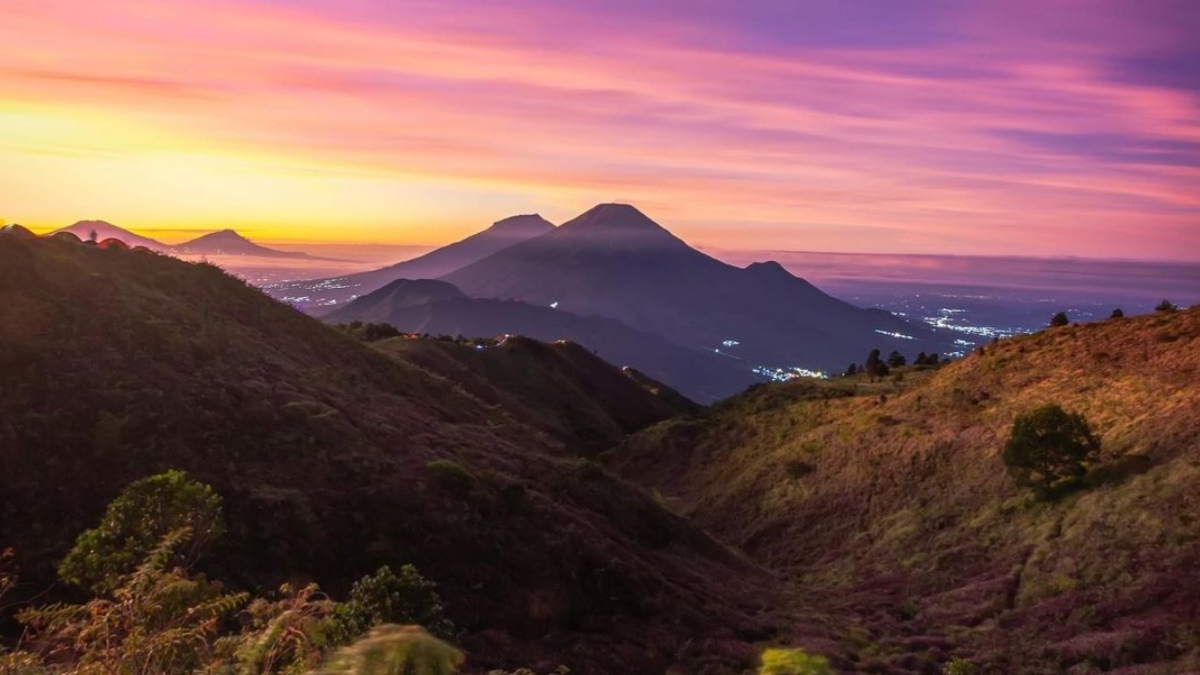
192, 229, 248, 243
551, 203, 692, 253
563, 203, 664, 233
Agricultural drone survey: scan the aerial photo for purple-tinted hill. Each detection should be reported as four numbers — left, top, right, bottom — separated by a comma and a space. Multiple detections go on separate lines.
324, 278, 760, 402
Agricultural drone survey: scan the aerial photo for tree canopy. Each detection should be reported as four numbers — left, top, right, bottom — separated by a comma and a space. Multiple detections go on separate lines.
1002, 405, 1100, 498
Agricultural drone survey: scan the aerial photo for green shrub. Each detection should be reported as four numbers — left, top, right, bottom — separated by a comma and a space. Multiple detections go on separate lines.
333, 565, 455, 643
1002, 405, 1100, 499
315, 625, 463, 675
759, 647, 834, 674
425, 460, 478, 494
58, 470, 224, 593
21, 528, 248, 675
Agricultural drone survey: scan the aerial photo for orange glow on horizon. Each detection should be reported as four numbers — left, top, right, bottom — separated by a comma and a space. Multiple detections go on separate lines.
2, 0, 1198, 259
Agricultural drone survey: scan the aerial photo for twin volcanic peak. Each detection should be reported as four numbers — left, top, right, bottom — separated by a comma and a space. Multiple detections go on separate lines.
322, 203, 953, 398
442, 203, 952, 376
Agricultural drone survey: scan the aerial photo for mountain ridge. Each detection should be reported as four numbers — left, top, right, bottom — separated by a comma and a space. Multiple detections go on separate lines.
324, 277, 761, 402
442, 203, 953, 377
266, 214, 556, 312
0, 232, 791, 673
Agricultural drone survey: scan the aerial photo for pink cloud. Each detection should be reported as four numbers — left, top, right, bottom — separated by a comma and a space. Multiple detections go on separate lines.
1, 0, 1197, 259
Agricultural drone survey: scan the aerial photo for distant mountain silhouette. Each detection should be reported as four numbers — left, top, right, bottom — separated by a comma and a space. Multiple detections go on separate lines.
266, 214, 555, 312
324, 278, 761, 402
443, 203, 953, 374
50, 220, 169, 251
174, 229, 319, 259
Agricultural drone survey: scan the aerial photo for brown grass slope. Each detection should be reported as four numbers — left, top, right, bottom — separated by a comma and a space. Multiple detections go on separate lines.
609, 308, 1200, 673
0, 235, 784, 674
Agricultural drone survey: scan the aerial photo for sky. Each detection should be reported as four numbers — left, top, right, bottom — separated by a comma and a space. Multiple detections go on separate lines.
1, 0, 1198, 259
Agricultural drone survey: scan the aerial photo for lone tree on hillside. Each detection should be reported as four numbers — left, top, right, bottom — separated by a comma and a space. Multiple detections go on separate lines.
1049, 311, 1069, 327
1003, 404, 1100, 499
1156, 299, 1178, 312
864, 349, 890, 378
1110, 308, 1124, 319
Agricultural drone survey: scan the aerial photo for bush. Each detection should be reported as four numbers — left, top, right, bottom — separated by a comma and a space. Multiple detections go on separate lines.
333, 565, 455, 643
943, 657, 978, 675
1049, 311, 1069, 327
58, 470, 224, 593
315, 625, 463, 675
426, 460, 478, 495
1002, 405, 1100, 499
1155, 299, 1178, 312
1110, 308, 1124, 319
759, 648, 834, 674
21, 528, 248, 675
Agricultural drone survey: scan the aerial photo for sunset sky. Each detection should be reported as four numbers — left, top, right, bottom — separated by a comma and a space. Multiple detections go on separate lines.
2, 0, 1198, 259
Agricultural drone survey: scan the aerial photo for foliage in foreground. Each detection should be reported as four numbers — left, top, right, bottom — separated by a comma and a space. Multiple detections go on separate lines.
314, 625, 463, 675
0, 468, 840, 674
332, 565, 455, 643
20, 528, 248, 674
3, 471, 460, 675
57, 470, 224, 594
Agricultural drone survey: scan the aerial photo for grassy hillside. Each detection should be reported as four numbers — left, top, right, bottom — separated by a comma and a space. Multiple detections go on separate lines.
369, 335, 698, 455
0, 235, 785, 674
609, 308, 1200, 673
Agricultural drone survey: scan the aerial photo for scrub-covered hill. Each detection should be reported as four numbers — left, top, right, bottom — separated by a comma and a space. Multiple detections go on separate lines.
0, 233, 786, 674
610, 307, 1200, 673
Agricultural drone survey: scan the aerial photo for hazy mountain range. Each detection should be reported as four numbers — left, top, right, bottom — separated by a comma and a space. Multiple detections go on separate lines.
323, 279, 760, 401
303, 204, 957, 399
48, 220, 332, 260
35, 206, 958, 401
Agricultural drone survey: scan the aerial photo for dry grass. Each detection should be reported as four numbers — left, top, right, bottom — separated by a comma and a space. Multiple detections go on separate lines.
609, 308, 1200, 673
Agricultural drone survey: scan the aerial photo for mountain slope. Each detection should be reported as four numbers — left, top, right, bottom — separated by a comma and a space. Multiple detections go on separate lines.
369, 334, 699, 454
443, 204, 952, 378
266, 214, 555, 312
324, 278, 762, 402
174, 229, 318, 259
0, 234, 788, 674
608, 308, 1200, 672
50, 220, 169, 251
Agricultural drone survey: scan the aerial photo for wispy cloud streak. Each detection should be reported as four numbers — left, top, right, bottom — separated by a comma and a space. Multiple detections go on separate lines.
1, 0, 1197, 258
